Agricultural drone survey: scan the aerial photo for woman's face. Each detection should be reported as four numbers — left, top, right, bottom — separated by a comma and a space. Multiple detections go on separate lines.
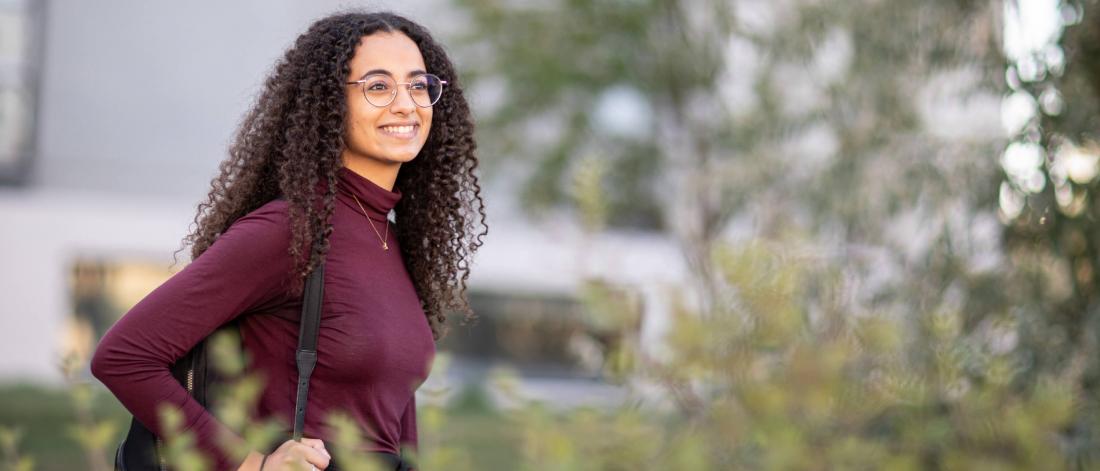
342, 31, 433, 167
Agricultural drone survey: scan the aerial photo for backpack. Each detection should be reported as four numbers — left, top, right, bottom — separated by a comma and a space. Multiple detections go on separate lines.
113, 244, 326, 471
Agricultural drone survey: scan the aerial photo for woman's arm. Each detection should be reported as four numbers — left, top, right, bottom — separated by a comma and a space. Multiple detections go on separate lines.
91, 201, 293, 471
238, 451, 267, 471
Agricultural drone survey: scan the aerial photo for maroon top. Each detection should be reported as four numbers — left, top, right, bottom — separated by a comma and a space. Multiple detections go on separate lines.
91, 166, 436, 470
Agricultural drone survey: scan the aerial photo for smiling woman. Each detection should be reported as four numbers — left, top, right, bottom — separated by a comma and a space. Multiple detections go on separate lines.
341, 32, 437, 191
90, 11, 487, 471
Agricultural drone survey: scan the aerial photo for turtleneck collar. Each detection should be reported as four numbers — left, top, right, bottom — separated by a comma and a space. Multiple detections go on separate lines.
333, 166, 402, 221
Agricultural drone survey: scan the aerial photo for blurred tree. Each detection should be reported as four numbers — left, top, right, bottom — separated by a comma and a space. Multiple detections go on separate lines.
999, 0, 1100, 463
455, 0, 1010, 381
475, 236, 1075, 470
448, 0, 1100, 464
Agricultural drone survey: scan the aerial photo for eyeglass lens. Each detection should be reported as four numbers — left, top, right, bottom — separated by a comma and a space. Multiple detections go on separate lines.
361, 74, 444, 107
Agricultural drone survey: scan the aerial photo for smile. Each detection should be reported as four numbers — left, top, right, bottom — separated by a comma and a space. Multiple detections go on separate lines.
378, 124, 419, 139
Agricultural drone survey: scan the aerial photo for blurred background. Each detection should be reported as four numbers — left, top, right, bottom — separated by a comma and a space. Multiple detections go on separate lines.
2, 0, 1100, 469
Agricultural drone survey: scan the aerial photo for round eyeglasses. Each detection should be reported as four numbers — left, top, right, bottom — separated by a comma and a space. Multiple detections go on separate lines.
346, 73, 447, 108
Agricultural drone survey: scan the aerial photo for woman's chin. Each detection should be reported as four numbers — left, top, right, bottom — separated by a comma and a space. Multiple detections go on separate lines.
388, 150, 421, 163
370, 154, 416, 166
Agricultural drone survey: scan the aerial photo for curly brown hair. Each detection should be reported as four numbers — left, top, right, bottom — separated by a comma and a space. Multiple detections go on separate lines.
176, 11, 487, 341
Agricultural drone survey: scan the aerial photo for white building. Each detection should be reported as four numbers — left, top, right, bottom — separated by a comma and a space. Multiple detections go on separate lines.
0, 0, 684, 409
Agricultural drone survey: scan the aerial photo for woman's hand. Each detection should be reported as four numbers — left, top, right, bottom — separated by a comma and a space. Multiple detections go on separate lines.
261, 438, 332, 470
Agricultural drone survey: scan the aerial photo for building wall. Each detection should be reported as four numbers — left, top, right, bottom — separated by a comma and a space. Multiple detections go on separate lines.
0, 1, 683, 398
34, 0, 443, 196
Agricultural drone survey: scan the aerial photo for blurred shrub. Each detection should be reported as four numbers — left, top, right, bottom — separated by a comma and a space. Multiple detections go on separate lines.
0, 243, 1077, 471
475, 239, 1076, 470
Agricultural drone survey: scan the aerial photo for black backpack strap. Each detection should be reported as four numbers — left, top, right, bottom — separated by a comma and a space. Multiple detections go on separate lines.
292, 247, 325, 441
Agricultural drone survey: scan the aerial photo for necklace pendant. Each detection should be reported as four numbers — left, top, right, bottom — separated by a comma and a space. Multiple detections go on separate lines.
382, 242, 389, 250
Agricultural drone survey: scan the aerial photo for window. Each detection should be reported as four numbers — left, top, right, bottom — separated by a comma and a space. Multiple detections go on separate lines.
439, 285, 644, 380
0, 0, 45, 184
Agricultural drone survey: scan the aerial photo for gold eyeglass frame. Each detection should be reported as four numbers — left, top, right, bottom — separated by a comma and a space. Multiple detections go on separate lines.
346, 73, 448, 108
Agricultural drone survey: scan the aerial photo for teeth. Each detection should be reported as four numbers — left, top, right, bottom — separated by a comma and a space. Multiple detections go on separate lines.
381, 125, 415, 134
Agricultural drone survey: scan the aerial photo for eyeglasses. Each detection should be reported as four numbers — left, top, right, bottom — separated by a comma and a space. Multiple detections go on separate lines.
346, 73, 447, 108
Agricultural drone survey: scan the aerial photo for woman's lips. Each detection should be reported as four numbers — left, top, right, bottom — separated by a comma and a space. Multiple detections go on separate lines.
378, 124, 419, 140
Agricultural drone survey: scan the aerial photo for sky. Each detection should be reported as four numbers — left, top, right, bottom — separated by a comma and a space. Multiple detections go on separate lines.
999, 0, 1075, 218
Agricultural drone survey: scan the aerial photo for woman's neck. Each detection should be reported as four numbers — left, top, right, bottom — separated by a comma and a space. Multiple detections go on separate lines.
340, 154, 400, 191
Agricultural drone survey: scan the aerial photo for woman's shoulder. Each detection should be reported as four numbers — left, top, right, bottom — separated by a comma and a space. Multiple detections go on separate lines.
219, 197, 292, 247
190, 197, 297, 304
237, 197, 291, 224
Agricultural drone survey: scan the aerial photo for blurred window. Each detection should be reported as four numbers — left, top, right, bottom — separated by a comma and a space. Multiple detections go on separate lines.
70, 257, 174, 341
0, 0, 44, 185
438, 289, 643, 380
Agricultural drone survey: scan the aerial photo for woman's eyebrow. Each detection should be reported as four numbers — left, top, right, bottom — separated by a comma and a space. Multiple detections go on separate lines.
358, 68, 428, 80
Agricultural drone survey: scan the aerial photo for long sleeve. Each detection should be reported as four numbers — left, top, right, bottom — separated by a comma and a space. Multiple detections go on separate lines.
91, 202, 293, 471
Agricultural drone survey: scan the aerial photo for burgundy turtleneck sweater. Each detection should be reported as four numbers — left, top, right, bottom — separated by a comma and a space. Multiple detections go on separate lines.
91, 166, 436, 470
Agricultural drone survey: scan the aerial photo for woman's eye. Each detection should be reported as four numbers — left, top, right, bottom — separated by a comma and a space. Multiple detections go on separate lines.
410, 82, 428, 90
367, 82, 390, 91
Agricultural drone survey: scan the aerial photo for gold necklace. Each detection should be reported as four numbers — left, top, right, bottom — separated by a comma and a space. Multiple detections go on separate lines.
350, 193, 390, 250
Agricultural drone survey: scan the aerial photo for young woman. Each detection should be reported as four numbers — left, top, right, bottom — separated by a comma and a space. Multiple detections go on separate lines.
91, 11, 487, 471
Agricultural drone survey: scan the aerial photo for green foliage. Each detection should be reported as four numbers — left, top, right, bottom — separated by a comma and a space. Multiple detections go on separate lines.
470, 239, 1074, 470
322, 412, 393, 471
157, 406, 209, 471
437, 0, 1082, 462
448, 382, 496, 414
0, 427, 36, 471
63, 383, 117, 468
999, 0, 1100, 462
58, 323, 114, 471
206, 330, 286, 466
571, 154, 610, 233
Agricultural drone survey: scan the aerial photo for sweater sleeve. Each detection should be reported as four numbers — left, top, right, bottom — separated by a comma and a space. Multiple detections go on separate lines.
91, 201, 293, 471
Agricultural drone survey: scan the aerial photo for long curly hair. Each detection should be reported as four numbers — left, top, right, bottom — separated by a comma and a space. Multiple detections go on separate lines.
176, 11, 487, 341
